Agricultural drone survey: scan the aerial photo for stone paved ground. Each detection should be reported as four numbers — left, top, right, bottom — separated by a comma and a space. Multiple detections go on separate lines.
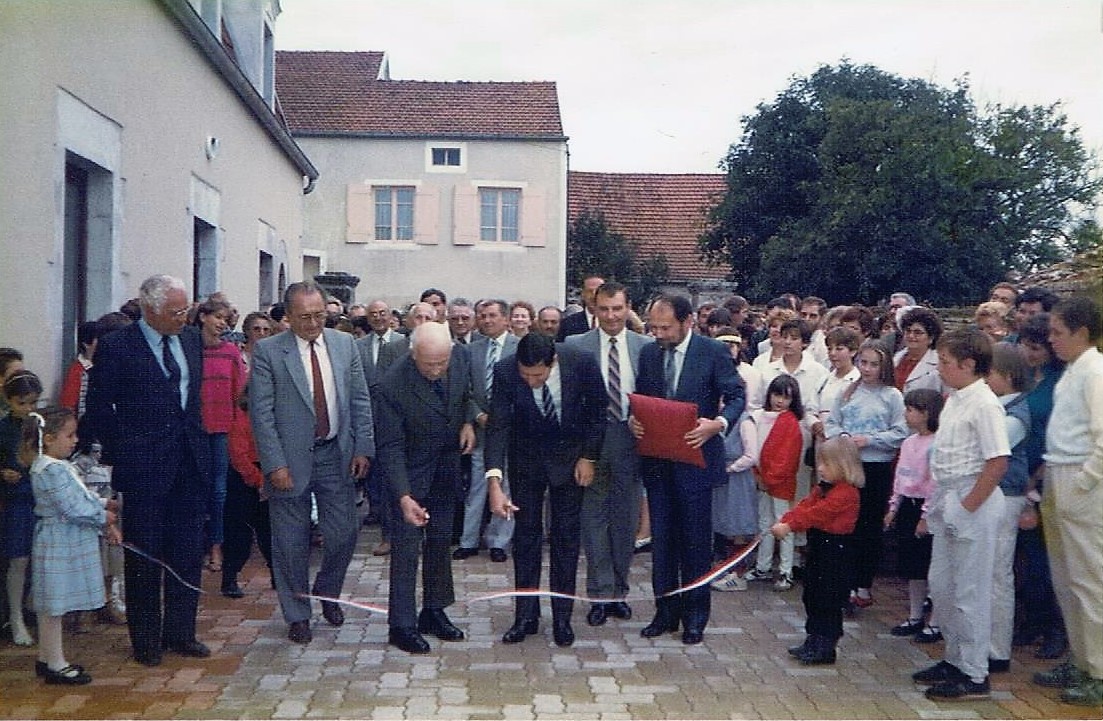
1, 525, 1098, 720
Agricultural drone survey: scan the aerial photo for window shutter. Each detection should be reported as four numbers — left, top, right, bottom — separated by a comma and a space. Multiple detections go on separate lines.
414, 187, 439, 245
346, 184, 373, 243
453, 185, 478, 246
519, 190, 546, 247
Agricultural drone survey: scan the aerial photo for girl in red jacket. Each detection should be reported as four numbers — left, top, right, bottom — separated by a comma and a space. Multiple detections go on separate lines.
740, 375, 805, 591
774, 435, 863, 665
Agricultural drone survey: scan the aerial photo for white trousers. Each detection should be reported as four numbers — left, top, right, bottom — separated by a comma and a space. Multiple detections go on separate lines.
755, 491, 794, 575
990, 494, 1028, 661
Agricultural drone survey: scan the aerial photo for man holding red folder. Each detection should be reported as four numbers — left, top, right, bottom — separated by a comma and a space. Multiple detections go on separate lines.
629, 295, 745, 644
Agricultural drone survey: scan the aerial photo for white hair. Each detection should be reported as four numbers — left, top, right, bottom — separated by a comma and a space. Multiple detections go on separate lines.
139, 275, 187, 312
410, 321, 452, 352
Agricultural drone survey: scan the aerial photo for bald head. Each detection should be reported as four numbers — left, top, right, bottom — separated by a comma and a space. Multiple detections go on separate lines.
411, 322, 453, 380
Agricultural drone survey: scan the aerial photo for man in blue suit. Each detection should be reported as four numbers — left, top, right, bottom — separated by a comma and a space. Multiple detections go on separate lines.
249, 282, 374, 645
85, 274, 212, 666
566, 281, 651, 626
629, 294, 745, 645
486, 332, 606, 647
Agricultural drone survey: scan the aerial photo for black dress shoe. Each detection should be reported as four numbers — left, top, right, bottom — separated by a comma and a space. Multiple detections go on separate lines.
320, 600, 345, 627
553, 620, 575, 647
221, 581, 245, 599
418, 608, 465, 641
37, 661, 84, 677
389, 627, 431, 654
681, 628, 704, 645
502, 618, 539, 644
42, 664, 92, 685
134, 649, 163, 667
586, 604, 607, 626
641, 615, 679, 638
489, 547, 508, 562
452, 546, 479, 560
288, 620, 312, 644
606, 601, 632, 620
166, 640, 211, 658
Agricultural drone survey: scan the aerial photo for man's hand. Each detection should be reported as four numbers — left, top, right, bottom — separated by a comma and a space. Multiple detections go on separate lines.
268, 467, 293, 491
574, 458, 595, 487
459, 423, 476, 454
628, 414, 645, 439
488, 478, 518, 519
104, 524, 122, 546
350, 455, 370, 479
684, 418, 724, 449
400, 494, 429, 527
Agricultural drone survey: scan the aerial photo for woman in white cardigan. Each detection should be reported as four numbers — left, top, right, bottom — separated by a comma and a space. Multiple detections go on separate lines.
892, 307, 946, 395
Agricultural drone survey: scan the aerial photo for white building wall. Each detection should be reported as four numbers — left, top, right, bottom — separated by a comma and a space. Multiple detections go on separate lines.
0, 0, 306, 395
299, 136, 568, 310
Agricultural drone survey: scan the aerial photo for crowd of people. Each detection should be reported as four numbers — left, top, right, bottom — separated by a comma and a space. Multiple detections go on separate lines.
0, 272, 1100, 708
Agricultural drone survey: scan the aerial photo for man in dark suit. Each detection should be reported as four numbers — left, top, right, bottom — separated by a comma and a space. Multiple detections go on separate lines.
486, 333, 606, 647
556, 273, 605, 341
85, 274, 212, 666
565, 281, 651, 627
454, 299, 517, 562
374, 322, 476, 654
249, 282, 374, 645
629, 294, 745, 645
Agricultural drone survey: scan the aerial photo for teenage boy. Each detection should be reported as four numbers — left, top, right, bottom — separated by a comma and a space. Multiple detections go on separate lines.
913, 328, 1010, 701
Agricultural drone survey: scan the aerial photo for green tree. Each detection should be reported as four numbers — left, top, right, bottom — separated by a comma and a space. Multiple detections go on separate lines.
700, 62, 1102, 305
566, 209, 669, 309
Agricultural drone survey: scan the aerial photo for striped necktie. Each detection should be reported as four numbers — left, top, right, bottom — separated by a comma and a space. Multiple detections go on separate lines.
607, 336, 622, 421
485, 339, 499, 396
663, 347, 677, 399
542, 383, 558, 424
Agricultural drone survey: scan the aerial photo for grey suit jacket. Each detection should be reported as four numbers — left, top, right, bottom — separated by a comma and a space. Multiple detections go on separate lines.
565, 327, 651, 397
355, 329, 399, 391
376, 334, 411, 376
465, 332, 520, 416
248, 328, 375, 497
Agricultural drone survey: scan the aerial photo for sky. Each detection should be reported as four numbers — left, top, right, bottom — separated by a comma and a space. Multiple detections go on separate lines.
275, 0, 1103, 175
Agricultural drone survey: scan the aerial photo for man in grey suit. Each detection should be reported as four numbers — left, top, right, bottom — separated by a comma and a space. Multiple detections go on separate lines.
453, 299, 518, 562
249, 282, 374, 644
565, 281, 651, 627
374, 322, 476, 653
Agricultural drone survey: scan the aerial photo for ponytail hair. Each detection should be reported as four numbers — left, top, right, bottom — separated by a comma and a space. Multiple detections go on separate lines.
19, 405, 76, 467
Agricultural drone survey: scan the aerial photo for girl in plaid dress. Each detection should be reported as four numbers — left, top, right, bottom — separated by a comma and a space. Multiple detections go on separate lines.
24, 407, 120, 685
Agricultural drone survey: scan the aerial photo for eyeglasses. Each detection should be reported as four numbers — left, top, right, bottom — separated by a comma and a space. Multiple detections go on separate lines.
166, 307, 190, 319
296, 312, 327, 324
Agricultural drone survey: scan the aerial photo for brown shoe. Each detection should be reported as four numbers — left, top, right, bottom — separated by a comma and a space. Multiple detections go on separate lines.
373, 540, 391, 556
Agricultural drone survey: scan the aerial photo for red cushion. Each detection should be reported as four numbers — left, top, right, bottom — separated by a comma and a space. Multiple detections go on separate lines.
628, 393, 706, 468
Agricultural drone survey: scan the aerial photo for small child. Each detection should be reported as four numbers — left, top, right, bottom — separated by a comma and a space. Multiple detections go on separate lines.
773, 435, 863, 665
25, 406, 121, 684
912, 328, 1009, 701
740, 375, 805, 591
71, 440, 126, 625
221, 395, 273, 597
884, 388, 943, 640
1, 371, 43, 647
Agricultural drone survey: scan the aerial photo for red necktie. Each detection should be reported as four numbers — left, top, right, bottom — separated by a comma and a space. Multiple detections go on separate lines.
310, 341, 331, 440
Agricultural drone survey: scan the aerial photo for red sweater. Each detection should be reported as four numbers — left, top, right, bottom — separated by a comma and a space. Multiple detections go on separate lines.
228, 411, 264, 489
781, 481, 860, 535
201, 341, 246, 433
756, 410, 802, 501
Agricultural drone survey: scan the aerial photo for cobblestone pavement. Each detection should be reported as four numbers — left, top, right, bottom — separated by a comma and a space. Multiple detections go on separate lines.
1, 525, 1097, 720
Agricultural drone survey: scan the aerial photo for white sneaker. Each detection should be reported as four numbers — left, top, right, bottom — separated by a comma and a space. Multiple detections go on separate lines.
743, 568, 772, 582
710, 573, 748, 592
773, 573, 794, 591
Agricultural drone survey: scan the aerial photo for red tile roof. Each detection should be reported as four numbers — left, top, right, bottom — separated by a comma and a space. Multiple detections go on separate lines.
275, 51, 563, 138
568, 171, 729, 282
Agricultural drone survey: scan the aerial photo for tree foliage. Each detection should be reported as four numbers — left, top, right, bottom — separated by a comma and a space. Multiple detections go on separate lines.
700, 62, 1102, 305
566, 209, 669, 309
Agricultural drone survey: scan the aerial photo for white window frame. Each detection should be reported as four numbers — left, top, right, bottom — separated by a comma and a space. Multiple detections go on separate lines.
478, 187, 522, 243
373, 185, 415, 241
425, 142, 467, 173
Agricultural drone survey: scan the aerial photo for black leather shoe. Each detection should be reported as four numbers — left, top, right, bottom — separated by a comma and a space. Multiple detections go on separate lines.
221, 581, 245, 599
134, 649, 163, 667
502, 618, 539, 644
489, 547, 508, 562
606, 601, 632, 620
36, 660, 85, 677
320, 600, 345, 627
586, 604, 607, 626
681, 628, 704, 645
452, 546, 479, 560
418, 608, 465, 641
288, 620, 312, 644
167, 640, 211, 658
553, 620, 575, 647
42, 664, 92, 685
389, 627, 431, 654
641, 615, 679, 638
788, 638, 810, 657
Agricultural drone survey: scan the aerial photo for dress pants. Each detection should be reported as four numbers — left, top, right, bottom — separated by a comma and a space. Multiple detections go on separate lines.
122, 458, 205, 655
388, 460, 457, 631
581, 421, 640, 600
646, 463, 712, 631
511, 469, 582, 623
927, 479, 1004, 683
268, 442, 357, 624
1043, 463, 1103, 678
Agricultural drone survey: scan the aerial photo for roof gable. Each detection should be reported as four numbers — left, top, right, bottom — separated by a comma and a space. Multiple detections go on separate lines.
275, 50, 563, 138
568, 172, 728, 282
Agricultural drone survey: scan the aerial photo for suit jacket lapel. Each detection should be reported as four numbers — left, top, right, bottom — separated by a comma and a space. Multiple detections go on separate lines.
324, 330, 346, 414
281, 333, 313, 410
409, 362, 447, 418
